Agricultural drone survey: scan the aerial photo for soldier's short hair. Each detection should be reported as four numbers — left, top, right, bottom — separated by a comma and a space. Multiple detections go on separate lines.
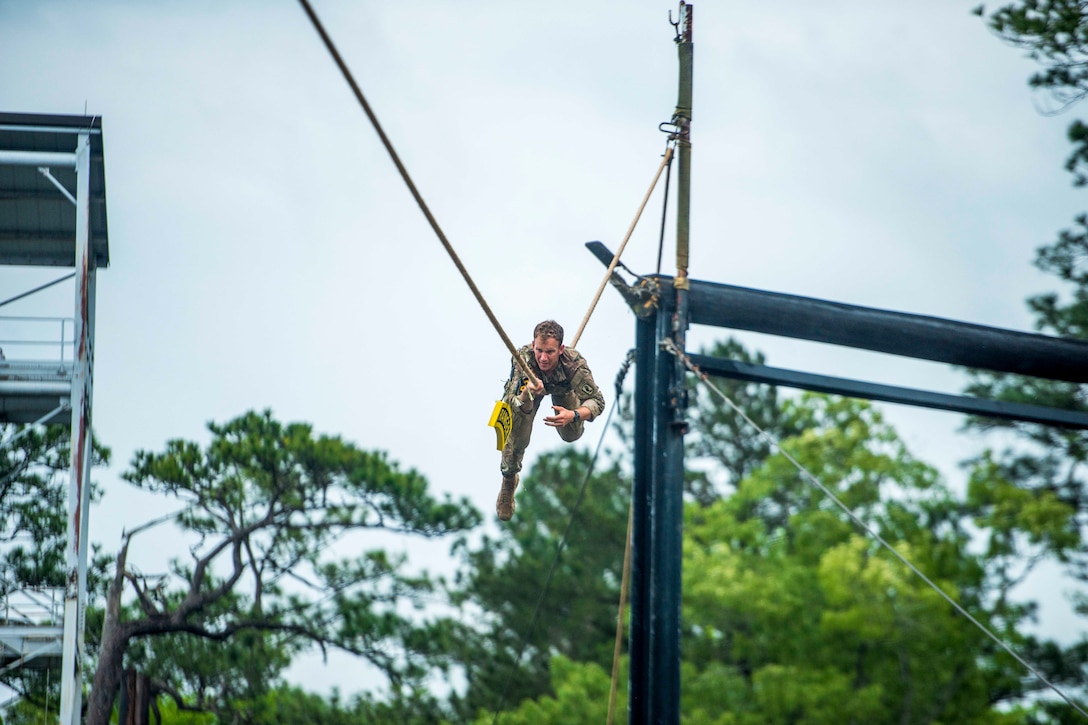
533, 320, 564, 345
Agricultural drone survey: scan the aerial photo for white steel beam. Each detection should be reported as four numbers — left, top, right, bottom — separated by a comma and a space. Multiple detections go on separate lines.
59, 131, 93, 725
0, 150, 76, 168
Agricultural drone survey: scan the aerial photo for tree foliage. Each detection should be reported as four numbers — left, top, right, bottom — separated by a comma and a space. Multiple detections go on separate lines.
0, 423, 108, 716
467, 655, 618, 725
965, 7, 1088, 714
447, 447, 629, 721
979, 0, 1088, 183
469, 394, 1077, 722
967, 7, 1088, 707
0, 424, 108, 586
84, 409, 480, 725
681, 395, 1021, 723
684, 339, 806, 507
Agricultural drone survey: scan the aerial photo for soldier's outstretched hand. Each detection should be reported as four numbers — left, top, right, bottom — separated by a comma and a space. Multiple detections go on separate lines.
544, 406, 574, 427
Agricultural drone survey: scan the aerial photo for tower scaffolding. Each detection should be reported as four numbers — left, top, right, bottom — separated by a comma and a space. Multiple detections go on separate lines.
0, 112, 109, 725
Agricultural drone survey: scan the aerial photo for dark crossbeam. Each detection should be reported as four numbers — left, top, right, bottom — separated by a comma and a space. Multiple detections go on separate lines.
587, 240, 1088, 385
684, 278, 1088, 383
686, 355, 1088, 429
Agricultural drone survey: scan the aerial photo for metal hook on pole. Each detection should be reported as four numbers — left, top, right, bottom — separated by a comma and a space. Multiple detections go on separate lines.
667, 4, 681, 40
668, 2, 693, 42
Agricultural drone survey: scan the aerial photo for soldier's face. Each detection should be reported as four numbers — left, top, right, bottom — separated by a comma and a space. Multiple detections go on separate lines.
533, 335, 563, 373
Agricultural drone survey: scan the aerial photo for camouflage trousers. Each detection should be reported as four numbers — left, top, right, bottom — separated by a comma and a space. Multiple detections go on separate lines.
500, 382, 585, 476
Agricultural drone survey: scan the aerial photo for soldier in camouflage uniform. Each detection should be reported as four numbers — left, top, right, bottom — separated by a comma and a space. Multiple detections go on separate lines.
497, 320, 605, 521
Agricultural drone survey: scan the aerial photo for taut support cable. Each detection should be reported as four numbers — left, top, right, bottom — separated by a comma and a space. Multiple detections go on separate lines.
664, 337, 1088, 719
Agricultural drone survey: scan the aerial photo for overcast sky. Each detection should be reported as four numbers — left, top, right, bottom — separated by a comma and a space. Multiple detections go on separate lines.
1, 0, 1083, 701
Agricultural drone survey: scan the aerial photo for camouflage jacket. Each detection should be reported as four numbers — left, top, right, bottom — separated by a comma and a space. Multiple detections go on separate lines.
507, 345, 605, 420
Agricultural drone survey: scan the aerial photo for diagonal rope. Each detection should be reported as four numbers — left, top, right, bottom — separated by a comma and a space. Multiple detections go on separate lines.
296, 0, 538, 387
571, 145, 674, 349
606, 503, 633, 725
491, 353, 633, 723
662, 337, 1088, 719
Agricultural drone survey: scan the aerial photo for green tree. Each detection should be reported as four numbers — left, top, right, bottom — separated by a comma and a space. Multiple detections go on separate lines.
684, 339, 806, 507
0, 423, 108, 717
468, 655, 617, 725
83, 410, 480, 725
473, 395, 1060, 722
204, 682, 446, 725
682, 395, 1023, 723
0, 424, 109, 585
448, 447, 629, 721
978, 0, 1088, 184
971, 3, 1088, 711
958, 201, 1088, 590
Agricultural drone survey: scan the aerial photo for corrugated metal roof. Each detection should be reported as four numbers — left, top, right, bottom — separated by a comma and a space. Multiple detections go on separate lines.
0, 112, 109, 268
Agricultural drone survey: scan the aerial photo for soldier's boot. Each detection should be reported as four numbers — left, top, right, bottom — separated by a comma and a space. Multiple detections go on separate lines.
496, 473, 519, 521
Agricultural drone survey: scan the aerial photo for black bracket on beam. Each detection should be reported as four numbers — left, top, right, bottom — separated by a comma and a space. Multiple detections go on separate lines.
585, 241, 660, 318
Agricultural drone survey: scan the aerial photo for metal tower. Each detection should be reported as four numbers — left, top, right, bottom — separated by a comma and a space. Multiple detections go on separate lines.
0, 112, 109, 724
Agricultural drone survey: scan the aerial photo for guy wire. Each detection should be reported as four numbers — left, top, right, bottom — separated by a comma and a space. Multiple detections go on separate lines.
663, 337, 1088, 719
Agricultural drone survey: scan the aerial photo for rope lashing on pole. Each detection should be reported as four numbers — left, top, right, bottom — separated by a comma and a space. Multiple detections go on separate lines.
571, 144, 675, 349
661, 337, 1088, 720
297, 0, 538, 388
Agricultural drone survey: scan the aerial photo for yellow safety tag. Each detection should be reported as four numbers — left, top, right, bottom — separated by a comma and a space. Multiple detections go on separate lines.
488, 400, 513, 451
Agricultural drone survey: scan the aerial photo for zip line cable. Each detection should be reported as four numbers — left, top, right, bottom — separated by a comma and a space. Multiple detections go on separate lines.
296, 7, 667, 714
663, 337, 1088, 718
296, 0, 538, 387
299, 0, 669, 383
491, 353, 633, 724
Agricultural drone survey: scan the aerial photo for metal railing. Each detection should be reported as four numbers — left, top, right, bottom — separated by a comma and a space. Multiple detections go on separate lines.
0, 316, 74, 364
0, 586, 64, 628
